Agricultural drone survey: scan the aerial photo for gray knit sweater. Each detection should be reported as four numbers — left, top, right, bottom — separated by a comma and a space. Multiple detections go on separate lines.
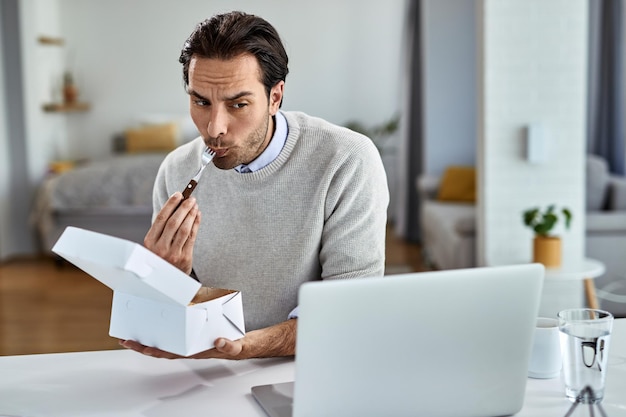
153, 111, 389, 331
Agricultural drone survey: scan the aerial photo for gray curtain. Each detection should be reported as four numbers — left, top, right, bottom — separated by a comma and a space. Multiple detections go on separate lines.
394, 0, 423, 243
589, 0, 625, 175
1, 0, 36, 258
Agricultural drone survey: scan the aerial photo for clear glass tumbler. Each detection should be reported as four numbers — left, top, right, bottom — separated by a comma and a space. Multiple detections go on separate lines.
557, 308, 614, 404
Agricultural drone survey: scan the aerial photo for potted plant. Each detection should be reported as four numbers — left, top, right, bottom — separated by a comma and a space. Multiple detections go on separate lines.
522, 205, 572, 268
344, 115, 400, 154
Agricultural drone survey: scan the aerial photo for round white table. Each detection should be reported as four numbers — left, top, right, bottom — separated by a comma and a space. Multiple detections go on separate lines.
543, 258, 605, 310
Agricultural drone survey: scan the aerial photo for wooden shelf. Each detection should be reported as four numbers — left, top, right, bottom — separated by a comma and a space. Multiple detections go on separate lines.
42, 102, 91, 113
37, 35, 65, 46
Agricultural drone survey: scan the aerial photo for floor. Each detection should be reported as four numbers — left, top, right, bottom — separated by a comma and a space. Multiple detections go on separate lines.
0, 225, 427, 356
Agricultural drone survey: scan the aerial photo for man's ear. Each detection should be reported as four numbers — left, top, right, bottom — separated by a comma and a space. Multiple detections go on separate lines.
269, 81, 285, 115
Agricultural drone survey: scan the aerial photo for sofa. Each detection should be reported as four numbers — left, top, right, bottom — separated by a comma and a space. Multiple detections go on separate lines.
417, 154, 626, 317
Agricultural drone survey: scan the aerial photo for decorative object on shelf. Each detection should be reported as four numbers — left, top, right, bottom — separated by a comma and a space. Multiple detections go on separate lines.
38, 34, 91, 113
523, 205, 572, 268
42, 69, 90, 113
62, 71, 79, 104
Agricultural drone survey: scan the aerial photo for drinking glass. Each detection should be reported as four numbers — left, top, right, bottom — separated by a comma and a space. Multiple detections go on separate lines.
557, 308, 614, 404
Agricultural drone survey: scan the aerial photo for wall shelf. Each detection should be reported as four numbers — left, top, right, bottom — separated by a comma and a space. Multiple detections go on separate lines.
42, 102, 90, 113
37, 35, 65, 46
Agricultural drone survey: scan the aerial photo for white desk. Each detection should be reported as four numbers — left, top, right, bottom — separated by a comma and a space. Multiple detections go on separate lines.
1, 320, 625, 417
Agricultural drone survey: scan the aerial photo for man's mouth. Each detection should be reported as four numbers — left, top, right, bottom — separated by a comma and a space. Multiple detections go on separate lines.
210, 148, 228, 158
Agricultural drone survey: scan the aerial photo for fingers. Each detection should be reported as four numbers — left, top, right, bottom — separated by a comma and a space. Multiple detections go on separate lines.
120, 338, 247, 360
214, 338, 243, 357
143, 192, 200, 273
146, 193, 197, 249
181, 210, 201, 255
169, 203, 200, 254
119, 340, 184, 360
144, 192, 184, 244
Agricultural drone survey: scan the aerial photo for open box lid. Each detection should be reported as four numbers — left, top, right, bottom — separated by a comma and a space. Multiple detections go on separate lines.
52, 227, 201, 306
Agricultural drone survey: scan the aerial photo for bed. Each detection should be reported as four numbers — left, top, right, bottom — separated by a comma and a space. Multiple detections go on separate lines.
33, 152, 168, 253
31, 118, 200, 254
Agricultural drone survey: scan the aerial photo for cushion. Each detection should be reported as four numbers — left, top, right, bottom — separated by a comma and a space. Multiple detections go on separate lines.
587, 211, 626, 232
586, 154, 609, 210
49, 160, 76, 174
124, 122, 179, 153
608, 176, 626, 211
436, 166, 476, 203
135, 114, 199, 143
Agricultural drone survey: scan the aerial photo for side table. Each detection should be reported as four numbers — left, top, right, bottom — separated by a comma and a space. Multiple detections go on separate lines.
543, 258, 606, 310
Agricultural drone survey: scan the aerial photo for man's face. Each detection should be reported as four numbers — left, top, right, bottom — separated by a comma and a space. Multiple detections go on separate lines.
187, 54, 284, 170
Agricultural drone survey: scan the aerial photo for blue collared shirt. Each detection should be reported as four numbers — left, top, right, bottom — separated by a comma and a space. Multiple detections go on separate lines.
234, 111, 288, 173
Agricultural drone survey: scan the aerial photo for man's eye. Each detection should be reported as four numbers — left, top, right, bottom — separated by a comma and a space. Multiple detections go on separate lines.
193, 99, 209, 106
232, 102, 248, 109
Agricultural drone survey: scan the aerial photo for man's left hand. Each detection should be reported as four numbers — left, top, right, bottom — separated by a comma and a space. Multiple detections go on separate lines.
119, 318, 297, 360
119, 337, 246, 359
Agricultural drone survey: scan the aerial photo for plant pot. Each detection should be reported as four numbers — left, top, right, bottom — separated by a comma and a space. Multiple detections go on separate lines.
533, 236, 561, 268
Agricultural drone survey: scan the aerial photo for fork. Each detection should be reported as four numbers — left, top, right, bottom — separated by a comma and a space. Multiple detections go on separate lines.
182, 147, 216, 199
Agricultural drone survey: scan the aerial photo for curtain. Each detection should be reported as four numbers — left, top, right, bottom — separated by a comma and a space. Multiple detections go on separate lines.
589, 0, 625, 175
394, 0, 423, 242
0, 0, 35, 259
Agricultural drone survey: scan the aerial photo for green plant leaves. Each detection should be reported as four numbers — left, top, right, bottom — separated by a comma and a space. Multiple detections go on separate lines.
522, 205, 572, 237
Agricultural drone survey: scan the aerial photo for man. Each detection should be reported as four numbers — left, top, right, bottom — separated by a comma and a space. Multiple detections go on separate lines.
121, 11, 388, 359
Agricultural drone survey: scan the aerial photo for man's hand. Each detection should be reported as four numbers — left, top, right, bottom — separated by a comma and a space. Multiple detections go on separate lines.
119, 319, 297, 360
144, 192, 200, 275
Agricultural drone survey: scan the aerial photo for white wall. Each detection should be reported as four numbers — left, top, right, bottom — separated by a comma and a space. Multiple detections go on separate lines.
477, 0, 588, 267
421, 0, 477, 176
1, 0, 405, 257
57, 0, 406, 159
20, 0, 67, 183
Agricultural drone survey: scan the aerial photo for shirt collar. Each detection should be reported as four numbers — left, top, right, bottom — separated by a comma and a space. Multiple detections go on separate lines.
234, 111, 288, 173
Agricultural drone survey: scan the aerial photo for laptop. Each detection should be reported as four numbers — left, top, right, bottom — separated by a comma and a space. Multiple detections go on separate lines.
252, 263, 544, 417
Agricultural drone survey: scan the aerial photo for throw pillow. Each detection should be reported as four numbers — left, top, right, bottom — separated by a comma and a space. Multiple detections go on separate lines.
437, 166, 476, 203
124, 122, 179, 153
586, 154, 609, 210
609, 177, 626, 210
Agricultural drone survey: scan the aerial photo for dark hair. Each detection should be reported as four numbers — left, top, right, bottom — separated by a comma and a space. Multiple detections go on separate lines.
179, 11, 289, 102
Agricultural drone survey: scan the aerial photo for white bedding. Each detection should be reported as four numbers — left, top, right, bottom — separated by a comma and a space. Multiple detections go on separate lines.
43, 153, 165, 209
32, 153, 166, 252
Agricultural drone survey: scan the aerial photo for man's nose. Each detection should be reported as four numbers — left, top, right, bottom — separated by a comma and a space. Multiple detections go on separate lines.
207, 107, 227, 139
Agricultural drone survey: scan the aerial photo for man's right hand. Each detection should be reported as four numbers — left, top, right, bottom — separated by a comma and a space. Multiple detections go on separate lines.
144, 192, 201, 274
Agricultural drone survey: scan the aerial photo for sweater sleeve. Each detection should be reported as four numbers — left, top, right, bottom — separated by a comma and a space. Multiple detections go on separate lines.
319, 137, 389, 280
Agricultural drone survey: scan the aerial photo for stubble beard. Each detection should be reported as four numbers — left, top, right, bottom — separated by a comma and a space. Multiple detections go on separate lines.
211, 112, 271, 170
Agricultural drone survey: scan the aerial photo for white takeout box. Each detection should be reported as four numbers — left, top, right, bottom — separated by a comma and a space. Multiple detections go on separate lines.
52, 226, 245, 357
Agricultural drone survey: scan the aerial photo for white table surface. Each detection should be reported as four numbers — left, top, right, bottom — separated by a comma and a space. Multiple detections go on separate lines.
543, 258, 606, 281
1, 319, 625, 417
538, 258, 606, 317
